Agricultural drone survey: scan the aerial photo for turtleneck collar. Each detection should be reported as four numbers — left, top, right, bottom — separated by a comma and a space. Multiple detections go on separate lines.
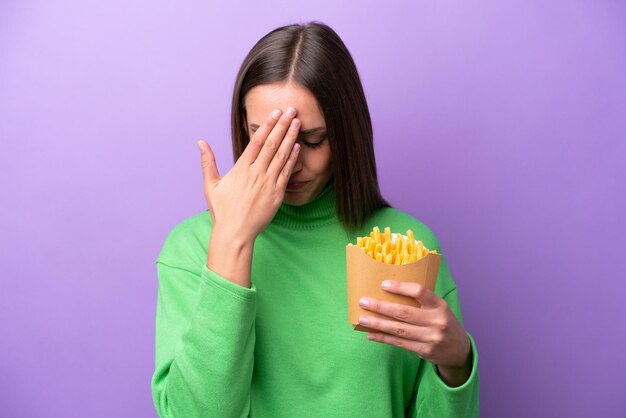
272, 179, 338, 229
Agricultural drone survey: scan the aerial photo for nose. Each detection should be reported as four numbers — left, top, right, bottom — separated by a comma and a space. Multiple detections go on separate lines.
292, 146, 303, 173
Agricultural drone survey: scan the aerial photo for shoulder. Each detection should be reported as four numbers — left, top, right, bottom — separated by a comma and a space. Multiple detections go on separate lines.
364, 207, 441, 251
156, 210, 213, 267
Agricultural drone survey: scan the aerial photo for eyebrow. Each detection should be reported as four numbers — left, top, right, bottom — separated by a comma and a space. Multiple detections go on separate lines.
250, 123, 326, 138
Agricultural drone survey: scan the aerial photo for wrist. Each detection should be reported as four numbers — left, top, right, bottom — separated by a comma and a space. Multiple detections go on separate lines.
211, 223, 256, 248
436, 343, 473, 387
207, 226, 255, 288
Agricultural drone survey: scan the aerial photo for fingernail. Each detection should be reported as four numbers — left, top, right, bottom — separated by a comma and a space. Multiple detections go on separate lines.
272, 109, 281, 119
290, 118, 300, 129
359, 297, 370, 308
197, 141, 204, 154
359, 316, 369, 326
286, 107, 296, 117
382, 280, 391, 289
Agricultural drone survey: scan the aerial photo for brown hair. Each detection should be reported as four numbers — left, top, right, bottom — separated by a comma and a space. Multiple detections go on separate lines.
231, 21, 390, 233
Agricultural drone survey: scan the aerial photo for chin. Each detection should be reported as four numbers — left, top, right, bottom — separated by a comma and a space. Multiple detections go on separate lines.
283, 198, 309, 206
283, 193, 312, 206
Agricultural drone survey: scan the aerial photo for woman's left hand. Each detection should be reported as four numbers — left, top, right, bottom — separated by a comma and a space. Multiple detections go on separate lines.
358, 280, 472, 387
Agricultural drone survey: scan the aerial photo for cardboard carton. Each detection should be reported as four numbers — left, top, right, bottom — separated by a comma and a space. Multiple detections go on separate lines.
346, 234, 442, 332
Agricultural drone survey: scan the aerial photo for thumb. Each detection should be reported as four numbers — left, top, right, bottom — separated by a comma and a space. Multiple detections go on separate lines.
197, 140, 220, 184
381, 280, 441, 309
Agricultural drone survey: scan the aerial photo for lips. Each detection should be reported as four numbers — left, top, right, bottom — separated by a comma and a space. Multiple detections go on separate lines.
287, 180, 310, 190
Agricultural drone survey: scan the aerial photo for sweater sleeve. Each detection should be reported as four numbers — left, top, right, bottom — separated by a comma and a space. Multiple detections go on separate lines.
151, 243, 257, 417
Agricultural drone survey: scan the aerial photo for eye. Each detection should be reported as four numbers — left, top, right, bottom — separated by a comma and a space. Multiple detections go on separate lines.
300, 138, 326, 149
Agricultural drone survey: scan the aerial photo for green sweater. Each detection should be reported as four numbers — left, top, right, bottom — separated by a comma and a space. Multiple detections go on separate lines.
152, 181, 480, 417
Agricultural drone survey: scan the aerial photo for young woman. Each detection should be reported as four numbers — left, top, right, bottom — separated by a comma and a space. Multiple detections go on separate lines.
152, 21, 479, 417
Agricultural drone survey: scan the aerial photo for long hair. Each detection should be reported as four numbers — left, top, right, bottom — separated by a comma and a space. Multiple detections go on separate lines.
231, 21, 390, 233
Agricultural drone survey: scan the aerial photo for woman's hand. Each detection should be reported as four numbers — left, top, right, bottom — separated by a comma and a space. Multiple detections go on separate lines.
197, 107, 301, 243
358, 280, 473, 387
196, 107, 301, 287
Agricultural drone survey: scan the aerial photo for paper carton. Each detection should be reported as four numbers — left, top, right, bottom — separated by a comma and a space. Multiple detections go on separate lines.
346, 234, 442, 332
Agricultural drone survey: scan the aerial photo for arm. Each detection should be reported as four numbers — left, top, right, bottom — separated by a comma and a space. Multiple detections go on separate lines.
152, 107, 303, 417
410, 287, 480, 418
354, 226, 480, 417
365, 282, 480, 418
151, 253, 257, 418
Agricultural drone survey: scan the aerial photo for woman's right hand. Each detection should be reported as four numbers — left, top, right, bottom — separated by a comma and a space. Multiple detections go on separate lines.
196, 107, 301, 286
197, 107, 301, 241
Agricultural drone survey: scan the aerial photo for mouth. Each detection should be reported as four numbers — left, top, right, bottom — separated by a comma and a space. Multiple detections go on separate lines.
286, 180, 310, 191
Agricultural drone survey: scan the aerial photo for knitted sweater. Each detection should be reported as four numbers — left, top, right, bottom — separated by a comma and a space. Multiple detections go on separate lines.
151, 181, 480, 417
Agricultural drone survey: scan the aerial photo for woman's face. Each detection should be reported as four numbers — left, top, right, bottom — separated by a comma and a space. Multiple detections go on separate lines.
244, 81, 333, 206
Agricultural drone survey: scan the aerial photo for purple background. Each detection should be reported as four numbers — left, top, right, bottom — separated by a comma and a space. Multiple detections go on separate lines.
1, 1, 625, 417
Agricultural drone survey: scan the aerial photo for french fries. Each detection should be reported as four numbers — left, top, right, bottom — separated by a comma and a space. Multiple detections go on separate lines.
349, 226, 437, 265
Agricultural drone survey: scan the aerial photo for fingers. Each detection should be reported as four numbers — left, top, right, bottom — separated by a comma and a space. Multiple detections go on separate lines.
359, 297, 430, 326
253, 107, 298, 169
358, 314, 430, 341
365, 332, 431, 357
238, 109, 282, 165
275, 143, 301, 190
197, 140, 220, 184
381, 280, 442, 308
267, 117, 300, 180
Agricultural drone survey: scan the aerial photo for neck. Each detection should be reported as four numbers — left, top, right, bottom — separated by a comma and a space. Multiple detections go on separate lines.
272, 180, 337, 229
